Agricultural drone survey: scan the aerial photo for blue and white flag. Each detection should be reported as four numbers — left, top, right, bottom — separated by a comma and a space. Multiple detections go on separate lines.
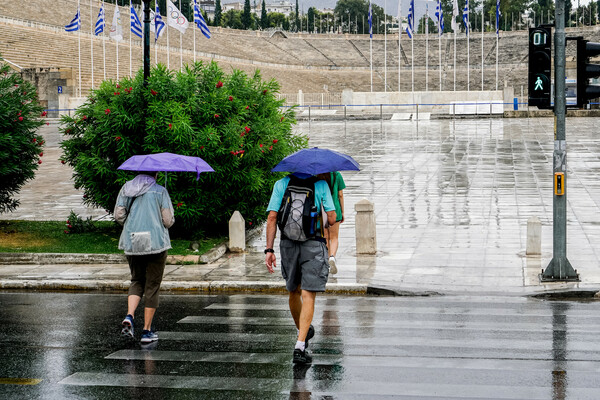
463, 0, 469, 35
495, 0, 501, 35
193, 0, 211, 38
435, 0, 444, 36
368, 1, 373, 38
65, 8, 81, 32
95, 4, 105, 35
406, 0, 414, 38
154, 6, 166, 43
130, 2, 143, 38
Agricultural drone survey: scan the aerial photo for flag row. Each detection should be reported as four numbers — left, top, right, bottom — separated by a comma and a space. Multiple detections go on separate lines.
66, 0, 211, 42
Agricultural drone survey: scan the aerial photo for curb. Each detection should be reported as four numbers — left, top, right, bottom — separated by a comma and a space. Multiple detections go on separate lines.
0, 279, 369, 295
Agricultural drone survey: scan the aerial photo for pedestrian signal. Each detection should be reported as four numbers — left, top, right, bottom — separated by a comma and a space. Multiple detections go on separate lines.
576, 38, 600, 108
528, 26, 552, 109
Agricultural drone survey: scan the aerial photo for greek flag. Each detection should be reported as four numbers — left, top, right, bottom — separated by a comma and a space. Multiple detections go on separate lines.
65, 8, 80, 32
463, 0, 469, 36
193, 0, 211, 39
130, 2, 143, 38
154, 6, 166, 43
435, 0, 444, 36
368, 1, 372, 38
95, 4, 105, 35
495, 0, 501, 35
406, 0, 414, 38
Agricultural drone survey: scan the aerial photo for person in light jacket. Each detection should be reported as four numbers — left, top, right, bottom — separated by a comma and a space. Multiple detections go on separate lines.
114, 171, 174, 343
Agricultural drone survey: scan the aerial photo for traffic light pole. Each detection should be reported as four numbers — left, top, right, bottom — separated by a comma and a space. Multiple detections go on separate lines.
541, 0, 579, 281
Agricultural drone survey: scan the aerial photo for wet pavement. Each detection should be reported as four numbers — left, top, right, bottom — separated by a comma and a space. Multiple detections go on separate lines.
3, 118, 600, 295
1, 292, 600, 399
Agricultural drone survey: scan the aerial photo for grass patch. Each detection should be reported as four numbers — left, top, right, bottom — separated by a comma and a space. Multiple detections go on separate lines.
0, 220, 224, 255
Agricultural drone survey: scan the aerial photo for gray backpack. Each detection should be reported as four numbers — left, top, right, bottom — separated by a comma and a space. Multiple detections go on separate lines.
276, 176, 321, 242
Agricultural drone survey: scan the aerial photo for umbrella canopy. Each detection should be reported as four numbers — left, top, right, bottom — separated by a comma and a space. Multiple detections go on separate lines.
271, 147, 360, 175
117, 152, 214, 180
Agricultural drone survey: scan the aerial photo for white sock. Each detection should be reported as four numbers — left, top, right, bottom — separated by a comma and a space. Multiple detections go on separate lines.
295, 340, 305, 351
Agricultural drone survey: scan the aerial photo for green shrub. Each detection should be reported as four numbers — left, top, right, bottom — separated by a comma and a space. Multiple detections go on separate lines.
65, 210, 97, 234
60, 62, 306, 236
0, 59, 46, 214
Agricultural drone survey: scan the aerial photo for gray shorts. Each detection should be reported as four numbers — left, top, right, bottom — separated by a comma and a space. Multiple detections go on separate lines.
280, 239, 329, 292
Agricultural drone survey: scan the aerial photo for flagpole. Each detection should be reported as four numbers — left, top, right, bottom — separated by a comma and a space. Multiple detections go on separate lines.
454, 32, 456, 91
130, 0, 133, 77
496, 23, 499, 90
467, 13, 470, 91
193, 2, 196, 63
167, 14, 170, 69
103, 1, 106, 81
384, 0, 387, 92
90, 0, 94, 90
369, 1, 373, 92
411, 16, 414, 92
179, 0, 183, 71
398, 0, 401, 92
78, 1, 82, 97
496, 1, 499, 91
426, 3, 429, 92
439, 8, 442, 90
481, 9, 484, 90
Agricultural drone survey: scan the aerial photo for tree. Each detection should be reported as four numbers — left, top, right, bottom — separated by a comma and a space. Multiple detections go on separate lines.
0, 60, 45, 214
222, 9, 244, 29
334, 0, 387, 35
268, 12, 287, 28
214, 0, 222, 26
295, 0, 300, 31
60, 62, 305, 235
307, 7, 315, 33
261, 0, 268, 29
242, 0, 252, 29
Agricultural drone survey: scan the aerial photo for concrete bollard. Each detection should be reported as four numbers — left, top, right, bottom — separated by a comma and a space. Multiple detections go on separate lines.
526, 216, 541, 256
228, 211, 245, 253
355, 199, 377, 254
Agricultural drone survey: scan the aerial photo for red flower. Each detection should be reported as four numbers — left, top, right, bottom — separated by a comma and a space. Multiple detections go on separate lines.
200, 146, 204, 150
105, 109, 111, 115
273, 139, 278, 144
249, 222, 252, 225
245, 126, 250, 133
18, 116, 23, 121
280, 116, 285, 122
228, 96, 233, 101
82, 115, 87, 120
151, 89, 157, 96
64, 230, 69, 234
67, 224, 72, 229
263, 89, 267, 95
259, 143, 263, 148
269, 145, 273, 151
114, 92, 120, 95
128, 87, 133, 92
116, 84, 121, 88
17, 112, 21, 116
32, 138, 37, 143
216, 81, 223, 88
61, 160, 66, 164
46, 122, 49, 126
245, 105, 249, 110
214, 114, 219, 118
38, 160, 42, 164
177, 202, 183, 208
168, 123, 172, 129
14, 84, 18, 87
39, 152, 43, 157
240, 132, 245, 137
65, 129, 71, 134
39, 141, 44, 146
116, 136, 121, 141
67, 220, 70, 224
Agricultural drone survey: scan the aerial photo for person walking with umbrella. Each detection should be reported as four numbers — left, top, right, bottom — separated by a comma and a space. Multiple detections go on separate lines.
317, 171, 346, 275
114, 171, 175, 343
266, 148, 359, 364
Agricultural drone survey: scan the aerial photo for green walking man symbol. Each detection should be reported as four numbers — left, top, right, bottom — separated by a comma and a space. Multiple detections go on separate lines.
535, 77, 544, 91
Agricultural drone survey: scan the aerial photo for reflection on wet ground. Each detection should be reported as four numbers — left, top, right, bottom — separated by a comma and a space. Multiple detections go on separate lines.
2, 292, 600, 399
8, 118, 600, 294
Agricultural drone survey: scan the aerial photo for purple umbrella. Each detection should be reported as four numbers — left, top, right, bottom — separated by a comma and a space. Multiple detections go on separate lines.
271, 147, 360, 175
117, 152, 214, 181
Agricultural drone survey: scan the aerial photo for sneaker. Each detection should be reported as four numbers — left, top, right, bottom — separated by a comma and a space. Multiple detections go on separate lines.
293, 348, 312, 364
140, 330, 158, 343
120, 314, 134, 339
329, 256, 338, 275
305, 324, 315, 349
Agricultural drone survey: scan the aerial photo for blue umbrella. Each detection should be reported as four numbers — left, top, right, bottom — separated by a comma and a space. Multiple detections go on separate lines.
271, 147, 360, 175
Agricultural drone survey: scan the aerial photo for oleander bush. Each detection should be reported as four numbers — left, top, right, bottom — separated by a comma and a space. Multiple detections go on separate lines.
60, 61, 305, 235
0, 59, 46, 214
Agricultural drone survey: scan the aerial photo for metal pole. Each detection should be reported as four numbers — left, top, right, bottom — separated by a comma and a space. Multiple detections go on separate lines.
541, 0, 579, 281
143, 0, 150, 87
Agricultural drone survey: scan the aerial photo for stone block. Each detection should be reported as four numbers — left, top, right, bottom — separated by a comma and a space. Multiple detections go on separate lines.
228, 211, 245, 253
355, 199, 377, 254
526, 216, 542, 256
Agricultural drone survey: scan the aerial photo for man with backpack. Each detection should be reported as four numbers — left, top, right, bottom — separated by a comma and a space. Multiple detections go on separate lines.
265, 172, 336, 364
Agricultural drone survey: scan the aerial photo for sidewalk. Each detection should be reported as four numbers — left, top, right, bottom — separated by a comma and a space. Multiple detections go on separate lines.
3, 119, 600, 297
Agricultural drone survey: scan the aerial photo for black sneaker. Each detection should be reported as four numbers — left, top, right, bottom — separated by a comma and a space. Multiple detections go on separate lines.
305, 324, 315, 349
293, 348, 312, 364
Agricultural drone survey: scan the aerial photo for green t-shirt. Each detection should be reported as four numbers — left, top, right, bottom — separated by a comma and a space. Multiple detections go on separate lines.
330, 171, 346, 222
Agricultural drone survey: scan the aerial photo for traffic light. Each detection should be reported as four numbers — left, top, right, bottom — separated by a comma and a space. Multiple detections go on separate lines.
528, 27, 552, 109
576, 38, 600, 108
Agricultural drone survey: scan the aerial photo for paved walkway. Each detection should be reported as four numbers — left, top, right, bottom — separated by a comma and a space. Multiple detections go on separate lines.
3, 118, 600, 296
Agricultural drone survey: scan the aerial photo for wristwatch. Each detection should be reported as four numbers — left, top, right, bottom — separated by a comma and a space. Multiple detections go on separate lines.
264, 248, 275, 254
